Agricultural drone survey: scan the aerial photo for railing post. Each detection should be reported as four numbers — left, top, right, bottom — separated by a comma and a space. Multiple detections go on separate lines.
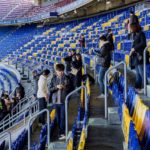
0, 132, 11, 150
94, 56, 97, 81
65, 85, 87, 141
144, 45, 150, 95
28, 109, 50, 150
104, 61, 127, 119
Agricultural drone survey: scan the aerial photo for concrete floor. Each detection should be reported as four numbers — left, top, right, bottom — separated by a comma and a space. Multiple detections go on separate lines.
85, 84, 124, 150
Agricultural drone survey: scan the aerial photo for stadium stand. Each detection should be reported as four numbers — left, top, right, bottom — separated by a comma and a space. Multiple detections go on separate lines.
0, 0, 76, 20
0, 0, 150, 150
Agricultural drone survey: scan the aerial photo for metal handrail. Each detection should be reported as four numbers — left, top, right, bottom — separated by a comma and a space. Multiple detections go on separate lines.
11, 97, 29, 116
144, 45, 150, 95
28, 109, 50, 150
104, 61, 127, 119
1, 99, 36, 125
65, 85, 87, 141
0, 131, 11, 150
10, 88, 34, 116
0, 100, 39, 131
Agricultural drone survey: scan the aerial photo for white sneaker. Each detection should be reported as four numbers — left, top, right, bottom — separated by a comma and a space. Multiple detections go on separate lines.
137, 88, 144, 94
96, 94, 105, 99
59, 134, 66, 140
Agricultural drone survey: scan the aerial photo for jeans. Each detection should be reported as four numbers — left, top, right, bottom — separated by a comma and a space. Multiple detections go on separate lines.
98, 66, 108, 94
135, 64, 147, 89
54, 104, 65, 135
38, 98, 47, 125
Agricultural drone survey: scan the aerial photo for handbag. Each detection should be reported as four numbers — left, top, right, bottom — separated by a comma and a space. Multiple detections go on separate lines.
129, 53, 138, 69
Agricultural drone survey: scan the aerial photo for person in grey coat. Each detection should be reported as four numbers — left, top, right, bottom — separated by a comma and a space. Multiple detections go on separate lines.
49, 64, 71, 140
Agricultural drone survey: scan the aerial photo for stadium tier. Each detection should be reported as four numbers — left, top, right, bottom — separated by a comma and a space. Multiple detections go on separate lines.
0, 0, 76, 20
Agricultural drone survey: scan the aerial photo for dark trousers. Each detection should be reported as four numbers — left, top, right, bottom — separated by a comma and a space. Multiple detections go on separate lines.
54, 104, 65, 135
38, 98, 47, 125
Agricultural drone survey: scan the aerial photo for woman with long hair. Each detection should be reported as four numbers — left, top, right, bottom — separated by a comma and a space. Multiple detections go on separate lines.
129, 23, 147, 93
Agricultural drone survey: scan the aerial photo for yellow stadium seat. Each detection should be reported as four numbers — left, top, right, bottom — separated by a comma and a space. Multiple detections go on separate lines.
125, 55, 129, 65
80, 82, 84, 108
52, 41, 56, 44
28, 56, 32, 60
115, 24, 118, 28
50, 109, 56, 122
70, 43, 76, 48
78, 130, 86, 150
59, 44, 64, 48
67, 138, 73, 150
122, 104, 132, 146
117, 43, 121, 50
86, 78, 90, 96
132, 96, 149, 136
144, 25, 149, 31
33, 53, 37, 57
135, 12, 140, 16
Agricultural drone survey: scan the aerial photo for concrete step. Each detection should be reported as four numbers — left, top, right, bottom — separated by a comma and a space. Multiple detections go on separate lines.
48, 142, 67, 150
108, 107, 121, 125
147, 85, 150, 98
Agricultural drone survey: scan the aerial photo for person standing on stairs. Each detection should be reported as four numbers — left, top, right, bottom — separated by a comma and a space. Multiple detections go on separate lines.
49, 64, 71, 140
37, 69, 50, 125
129, 23, 148, 93
93, 35, 112, 98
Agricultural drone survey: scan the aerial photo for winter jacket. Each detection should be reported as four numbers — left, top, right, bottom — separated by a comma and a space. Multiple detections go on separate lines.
49, 74, 71, 104
132, 31, 147, 65
94, 42, 112, 68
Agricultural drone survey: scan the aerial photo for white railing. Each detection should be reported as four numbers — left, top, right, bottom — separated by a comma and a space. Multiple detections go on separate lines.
0, 100, 39, 132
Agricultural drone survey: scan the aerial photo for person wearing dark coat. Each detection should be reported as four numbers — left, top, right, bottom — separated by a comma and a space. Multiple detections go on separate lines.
14, 83, 25, 99
93, 35, 112, 98
49, 64, 71, 140
129, 23, 147, 92
106, 29, 114, 51
72, 53, 83, 88
79, 34, 86, 48
63, 49, 76, 73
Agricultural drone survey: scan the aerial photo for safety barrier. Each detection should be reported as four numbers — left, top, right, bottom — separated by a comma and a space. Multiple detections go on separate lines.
65, 85, 88, 141
0, 131, 11, 150
0, 100, 39, 132
104, 61, 127, 118
143, 45, 150, 95
28, 109, 50, 150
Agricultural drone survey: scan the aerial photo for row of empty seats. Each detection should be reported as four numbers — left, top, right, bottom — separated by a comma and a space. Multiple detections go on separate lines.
109, 72, 150, 150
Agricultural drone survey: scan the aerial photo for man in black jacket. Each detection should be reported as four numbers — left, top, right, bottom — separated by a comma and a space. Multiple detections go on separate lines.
63, 49, 76, 74
94, 35, 112, 98
49, 64, 71, 140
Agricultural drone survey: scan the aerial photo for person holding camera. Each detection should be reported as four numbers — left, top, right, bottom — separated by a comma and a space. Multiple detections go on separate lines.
49, 64, 71, 140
